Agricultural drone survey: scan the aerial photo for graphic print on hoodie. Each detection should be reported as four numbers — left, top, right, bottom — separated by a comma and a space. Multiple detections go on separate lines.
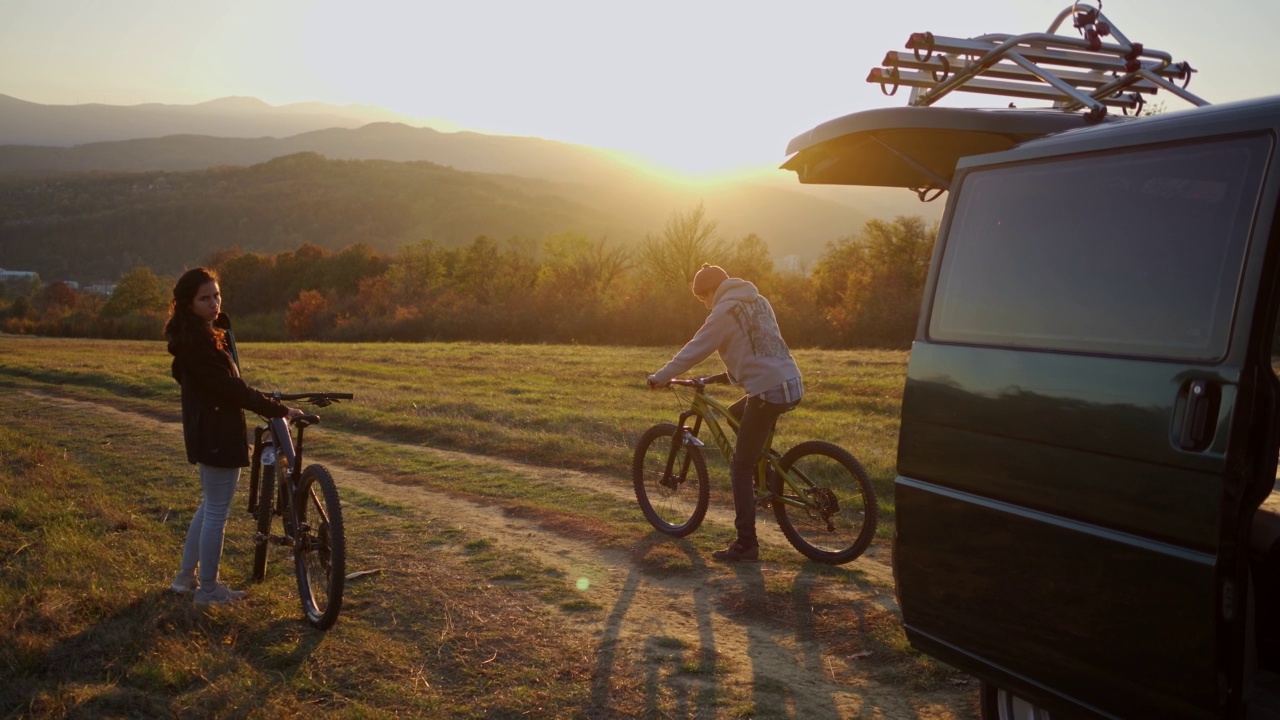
729, 297, 790, 359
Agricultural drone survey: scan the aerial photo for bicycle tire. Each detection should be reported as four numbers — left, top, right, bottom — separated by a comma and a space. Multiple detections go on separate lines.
251, 463, 276, 582
771, 440, 878, 564
632, 423, 710, 537
294, 464, 345, 630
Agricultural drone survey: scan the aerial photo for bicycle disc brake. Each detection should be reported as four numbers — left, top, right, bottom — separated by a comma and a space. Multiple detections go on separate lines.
805, 487, 841, 531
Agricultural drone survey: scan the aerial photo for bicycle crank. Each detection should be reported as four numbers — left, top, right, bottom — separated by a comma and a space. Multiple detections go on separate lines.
254, 531, 295, 547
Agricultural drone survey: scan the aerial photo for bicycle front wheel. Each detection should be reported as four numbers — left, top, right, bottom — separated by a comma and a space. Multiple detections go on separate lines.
294, 464, 345, 630
632, 423, 709, 537
251, 464, 276, 582
772, 440, 878, 565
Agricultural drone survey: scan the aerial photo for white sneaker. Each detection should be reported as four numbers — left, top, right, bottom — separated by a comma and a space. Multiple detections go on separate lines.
169, 569, 199, 595
193, 583, 247, 606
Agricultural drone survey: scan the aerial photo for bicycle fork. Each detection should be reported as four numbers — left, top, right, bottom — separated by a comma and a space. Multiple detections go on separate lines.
662, 413, 703, 490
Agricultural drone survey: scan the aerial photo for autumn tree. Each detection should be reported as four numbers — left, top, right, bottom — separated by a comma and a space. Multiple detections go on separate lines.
285, 290, 331, 340
638, 204, 728, 289
100, 266, 169, 319
812, 216, 937, 347
722, 233, 775, 287
40, 281, 79, 312
536, 232, 631, 300
212, 250, 276, 316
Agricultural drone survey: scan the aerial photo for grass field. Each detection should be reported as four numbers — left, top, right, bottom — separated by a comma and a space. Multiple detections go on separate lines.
0, 336, 909, 521
0, 336, 971, 720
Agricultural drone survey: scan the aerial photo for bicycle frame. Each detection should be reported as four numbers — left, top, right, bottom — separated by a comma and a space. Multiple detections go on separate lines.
247, 390, 349, 520
248, 416, 308, 542
666, 379, 809, 512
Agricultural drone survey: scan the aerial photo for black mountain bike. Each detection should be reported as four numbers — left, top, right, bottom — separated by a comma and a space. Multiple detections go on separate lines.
246, 392, 353, 630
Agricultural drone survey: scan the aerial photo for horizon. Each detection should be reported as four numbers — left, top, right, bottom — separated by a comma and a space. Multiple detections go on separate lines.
3, 1, 1280, 175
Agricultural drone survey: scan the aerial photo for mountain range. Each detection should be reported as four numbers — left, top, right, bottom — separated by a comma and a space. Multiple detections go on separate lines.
0, 93, 938, 283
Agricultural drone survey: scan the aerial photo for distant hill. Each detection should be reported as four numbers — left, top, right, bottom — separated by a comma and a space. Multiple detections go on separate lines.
0, 121, 646, 185
0, 93, 938, 220
0, 93, 453, 147
0, 94, 942, 282
0, 152, 879, 284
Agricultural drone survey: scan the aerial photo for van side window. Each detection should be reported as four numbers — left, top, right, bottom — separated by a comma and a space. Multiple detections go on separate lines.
930, 135, 1271, 361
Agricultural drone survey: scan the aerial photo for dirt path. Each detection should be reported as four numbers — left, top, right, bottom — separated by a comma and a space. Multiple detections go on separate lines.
39, 392, 975, 719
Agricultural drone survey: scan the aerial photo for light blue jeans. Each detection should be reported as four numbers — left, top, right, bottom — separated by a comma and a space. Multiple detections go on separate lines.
179, 464, 241, 586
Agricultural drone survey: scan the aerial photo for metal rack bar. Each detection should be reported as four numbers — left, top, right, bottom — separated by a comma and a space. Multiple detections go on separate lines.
867, 3, 1207, 118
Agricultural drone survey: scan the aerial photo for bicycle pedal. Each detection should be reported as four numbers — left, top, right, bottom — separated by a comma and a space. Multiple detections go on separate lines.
756, 497, 773, 509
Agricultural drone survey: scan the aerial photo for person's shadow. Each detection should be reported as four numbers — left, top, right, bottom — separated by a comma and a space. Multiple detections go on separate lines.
586, 531, 723, 717
3, 589, 325, 720
587, 532, 852, 719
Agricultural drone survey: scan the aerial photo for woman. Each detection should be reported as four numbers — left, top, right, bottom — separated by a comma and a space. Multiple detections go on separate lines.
648, 263, 804, 562
165, 267, 300, 606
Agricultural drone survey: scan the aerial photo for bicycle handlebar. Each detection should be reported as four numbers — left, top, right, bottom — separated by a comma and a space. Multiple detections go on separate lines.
271, 392, 354, 407
665, 374, 731, 389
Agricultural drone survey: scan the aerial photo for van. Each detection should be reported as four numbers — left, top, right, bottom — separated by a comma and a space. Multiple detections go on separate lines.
783, 10, 1280, 719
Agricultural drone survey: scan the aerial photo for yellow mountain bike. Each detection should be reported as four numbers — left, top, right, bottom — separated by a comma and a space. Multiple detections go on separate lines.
633, 375, 877, 564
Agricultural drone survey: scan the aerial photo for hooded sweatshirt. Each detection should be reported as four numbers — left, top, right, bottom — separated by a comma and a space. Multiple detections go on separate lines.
652, 278, 801, 397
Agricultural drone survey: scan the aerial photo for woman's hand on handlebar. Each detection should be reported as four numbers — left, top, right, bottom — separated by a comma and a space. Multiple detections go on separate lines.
647, 374, 668, 390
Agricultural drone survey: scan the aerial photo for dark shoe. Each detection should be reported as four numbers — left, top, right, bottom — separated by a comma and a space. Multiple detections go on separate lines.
712, 539, 759, 562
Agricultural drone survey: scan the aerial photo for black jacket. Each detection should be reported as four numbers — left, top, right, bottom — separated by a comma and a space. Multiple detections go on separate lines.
170, 331, 287, 468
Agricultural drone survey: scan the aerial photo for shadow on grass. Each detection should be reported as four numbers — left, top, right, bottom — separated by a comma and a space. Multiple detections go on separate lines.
585, 531, 722, 717
2, 588, 325, 719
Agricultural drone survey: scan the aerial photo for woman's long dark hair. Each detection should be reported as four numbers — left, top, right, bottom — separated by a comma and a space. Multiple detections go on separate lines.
165, 267, 224, 354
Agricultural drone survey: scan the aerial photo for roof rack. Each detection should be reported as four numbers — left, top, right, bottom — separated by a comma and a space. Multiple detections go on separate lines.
867, 3, 1209, 119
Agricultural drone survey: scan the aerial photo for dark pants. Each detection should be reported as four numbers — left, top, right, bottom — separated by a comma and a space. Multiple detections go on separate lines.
727, 394, 799, 546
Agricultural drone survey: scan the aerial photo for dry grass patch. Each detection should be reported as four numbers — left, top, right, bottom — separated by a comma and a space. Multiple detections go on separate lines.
0, 390, 657, 719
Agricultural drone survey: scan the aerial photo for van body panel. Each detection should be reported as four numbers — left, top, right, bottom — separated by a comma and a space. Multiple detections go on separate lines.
776, 88, 1280, 716
896, 477, 1217, 719
887, 101, 1279, 717
898, 343, 1232, 551
895, 341, 1226, 716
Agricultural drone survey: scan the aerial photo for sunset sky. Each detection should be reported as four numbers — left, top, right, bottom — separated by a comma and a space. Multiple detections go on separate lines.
2, 0, 1278, 175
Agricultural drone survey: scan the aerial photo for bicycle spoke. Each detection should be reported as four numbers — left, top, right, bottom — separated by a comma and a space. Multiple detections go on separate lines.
633, 423, 709, 537
773, 441, 878, 564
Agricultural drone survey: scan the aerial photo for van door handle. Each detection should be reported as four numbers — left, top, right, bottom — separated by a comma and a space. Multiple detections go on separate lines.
1177, 379, 1218, 451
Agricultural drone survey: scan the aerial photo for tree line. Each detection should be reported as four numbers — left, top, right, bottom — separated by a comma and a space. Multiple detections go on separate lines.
0, 207, 937, 349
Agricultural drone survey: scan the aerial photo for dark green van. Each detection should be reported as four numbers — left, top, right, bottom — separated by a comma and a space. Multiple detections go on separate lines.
786, 96, 1280, 718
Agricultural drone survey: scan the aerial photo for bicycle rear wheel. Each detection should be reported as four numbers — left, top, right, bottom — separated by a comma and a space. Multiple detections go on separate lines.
771, 440, 878, 565
251, 464, 276, 582
294, 464, 345, 630
632, 423, 709, 537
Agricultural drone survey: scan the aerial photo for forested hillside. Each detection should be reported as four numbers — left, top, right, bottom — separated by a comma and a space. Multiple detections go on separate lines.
0, 152, 872, 284
0, 212, 939, 349
0, 94, 944, 348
